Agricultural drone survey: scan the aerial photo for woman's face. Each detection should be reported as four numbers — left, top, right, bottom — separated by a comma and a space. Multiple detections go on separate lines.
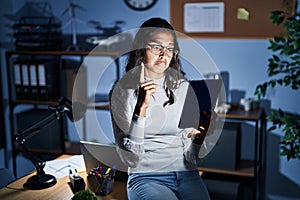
144, 30, 175, 79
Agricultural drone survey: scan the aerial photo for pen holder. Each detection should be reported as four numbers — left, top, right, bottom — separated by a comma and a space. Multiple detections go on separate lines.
87, 167, 116, 196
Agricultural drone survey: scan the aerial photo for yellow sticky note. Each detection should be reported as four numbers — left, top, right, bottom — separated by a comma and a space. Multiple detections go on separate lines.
237, 8, 249, 20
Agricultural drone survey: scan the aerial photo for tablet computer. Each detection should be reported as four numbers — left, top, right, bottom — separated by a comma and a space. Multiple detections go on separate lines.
179, 79, 222, 130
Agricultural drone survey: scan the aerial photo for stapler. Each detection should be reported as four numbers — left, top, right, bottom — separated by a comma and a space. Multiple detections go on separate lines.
69, 168, 85, 193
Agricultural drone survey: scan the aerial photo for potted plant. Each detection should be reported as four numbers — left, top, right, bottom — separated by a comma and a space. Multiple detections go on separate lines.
254, 10, 300, 160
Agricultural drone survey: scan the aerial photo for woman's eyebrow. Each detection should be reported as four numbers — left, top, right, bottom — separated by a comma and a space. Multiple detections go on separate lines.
148, 39, 174, 46
148, 39, 160, 44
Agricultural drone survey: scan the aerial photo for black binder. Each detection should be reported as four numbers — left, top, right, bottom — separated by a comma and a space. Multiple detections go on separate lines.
21, 62, 30, 100
13, 61, 22, 100
36, 60, 60, 101
37, 61, 47, 100
29, 62, 38, 100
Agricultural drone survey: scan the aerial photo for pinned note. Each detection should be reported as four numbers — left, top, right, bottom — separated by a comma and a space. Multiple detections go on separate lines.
237, 8, 249, 20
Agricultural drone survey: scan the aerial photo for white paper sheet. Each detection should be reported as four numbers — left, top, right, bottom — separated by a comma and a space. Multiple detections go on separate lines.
44, 154, 86, 179
184, 2, 225, 33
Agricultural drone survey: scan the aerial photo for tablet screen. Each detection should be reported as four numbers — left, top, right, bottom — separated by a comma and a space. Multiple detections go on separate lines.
179, 79, 222, 129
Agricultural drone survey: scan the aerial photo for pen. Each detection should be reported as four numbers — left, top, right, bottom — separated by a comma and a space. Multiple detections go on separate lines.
105, 167, 111, 174
93, 169, 100, 176
99, 165, 103, 174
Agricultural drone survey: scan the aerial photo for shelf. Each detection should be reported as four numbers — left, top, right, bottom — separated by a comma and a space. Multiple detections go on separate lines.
13, 100, 59, 106
6, 50, 121, 57
28, 148, 63, 155
16, 146, 63, 155
218, 108, 264, 122
199, 160, 257, 178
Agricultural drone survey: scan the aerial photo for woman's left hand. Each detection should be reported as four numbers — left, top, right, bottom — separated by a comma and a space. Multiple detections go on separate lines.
199, 109, 217, 135
188, 109, 218, 145
187, 128, 206, 145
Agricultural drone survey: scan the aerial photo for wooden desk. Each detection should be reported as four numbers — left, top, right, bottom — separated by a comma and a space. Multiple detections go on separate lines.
0, 155, 128, 200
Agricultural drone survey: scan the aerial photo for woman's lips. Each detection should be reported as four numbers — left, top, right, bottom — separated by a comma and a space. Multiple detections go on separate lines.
155, 61, 166, 67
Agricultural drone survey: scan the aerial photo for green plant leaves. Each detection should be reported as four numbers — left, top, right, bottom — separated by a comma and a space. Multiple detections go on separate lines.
268, 109, 300, 160
255, 9, 300, 160
269, 10, 285, 24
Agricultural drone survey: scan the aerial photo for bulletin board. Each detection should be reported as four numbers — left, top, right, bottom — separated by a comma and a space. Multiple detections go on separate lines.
170, 0, 296, 39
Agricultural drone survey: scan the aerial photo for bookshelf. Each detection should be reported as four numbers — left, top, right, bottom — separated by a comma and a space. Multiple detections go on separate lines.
5, 50, 121, 176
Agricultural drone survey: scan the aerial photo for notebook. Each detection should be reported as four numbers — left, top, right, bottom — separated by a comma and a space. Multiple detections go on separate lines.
80, 141, 128, 181
179, 79, 222, 130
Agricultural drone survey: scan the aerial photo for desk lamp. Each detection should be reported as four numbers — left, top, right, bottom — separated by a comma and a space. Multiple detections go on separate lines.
15, 97, 86, 190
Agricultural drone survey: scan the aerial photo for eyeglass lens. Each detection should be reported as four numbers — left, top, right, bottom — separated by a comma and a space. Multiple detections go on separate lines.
147, 44, 175, 57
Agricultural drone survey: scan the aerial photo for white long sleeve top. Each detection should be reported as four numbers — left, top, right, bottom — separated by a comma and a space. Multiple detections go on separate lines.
110, 75, 207, 174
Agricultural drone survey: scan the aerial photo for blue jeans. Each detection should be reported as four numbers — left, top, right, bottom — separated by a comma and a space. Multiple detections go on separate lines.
127, 170, 210, 200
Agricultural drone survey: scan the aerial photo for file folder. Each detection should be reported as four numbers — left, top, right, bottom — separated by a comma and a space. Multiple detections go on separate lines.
29, 62, 38, 100
13, 61, 22, 100
37, 62, 47, 100
37, 60, 60, 101
14, 59, 60, 101
21, 62, 30, 100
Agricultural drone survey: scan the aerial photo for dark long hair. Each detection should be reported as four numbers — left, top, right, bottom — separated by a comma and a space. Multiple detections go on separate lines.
125, 17, 186, 106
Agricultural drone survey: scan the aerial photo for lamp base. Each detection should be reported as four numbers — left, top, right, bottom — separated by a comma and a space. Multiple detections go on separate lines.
24, 173, 57, 190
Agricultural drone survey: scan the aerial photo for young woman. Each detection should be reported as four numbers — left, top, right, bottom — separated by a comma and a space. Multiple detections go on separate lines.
109, 17, 212, 200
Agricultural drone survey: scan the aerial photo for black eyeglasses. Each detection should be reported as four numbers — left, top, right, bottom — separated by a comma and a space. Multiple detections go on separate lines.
146, 43, 177, 57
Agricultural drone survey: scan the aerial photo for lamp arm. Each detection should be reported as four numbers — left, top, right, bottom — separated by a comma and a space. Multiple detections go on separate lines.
15, 135, 47, 175
14, 107, 66, 175
12, 97, 82, 190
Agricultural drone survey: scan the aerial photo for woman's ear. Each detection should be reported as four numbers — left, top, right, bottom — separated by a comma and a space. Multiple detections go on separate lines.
137, 57, 144, 66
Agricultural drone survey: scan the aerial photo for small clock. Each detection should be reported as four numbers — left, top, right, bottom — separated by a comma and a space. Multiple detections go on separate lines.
124, 0, 157, 11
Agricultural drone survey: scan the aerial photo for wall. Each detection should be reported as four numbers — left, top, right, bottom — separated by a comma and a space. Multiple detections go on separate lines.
0, 0, 299, 198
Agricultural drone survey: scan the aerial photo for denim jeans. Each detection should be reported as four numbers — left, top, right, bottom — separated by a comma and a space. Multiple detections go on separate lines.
127, 170, 210, 200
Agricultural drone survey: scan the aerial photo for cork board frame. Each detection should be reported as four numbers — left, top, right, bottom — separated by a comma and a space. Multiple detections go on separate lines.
170, 0, 296, 39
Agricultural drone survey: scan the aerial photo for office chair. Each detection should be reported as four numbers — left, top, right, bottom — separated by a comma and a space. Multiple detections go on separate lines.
0, 168, 16, 189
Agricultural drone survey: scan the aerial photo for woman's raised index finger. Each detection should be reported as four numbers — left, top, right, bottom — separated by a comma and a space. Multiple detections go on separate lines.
140, 62, 145, 84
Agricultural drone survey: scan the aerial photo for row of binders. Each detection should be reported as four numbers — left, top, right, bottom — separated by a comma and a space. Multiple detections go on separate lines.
13, 60, 60, 101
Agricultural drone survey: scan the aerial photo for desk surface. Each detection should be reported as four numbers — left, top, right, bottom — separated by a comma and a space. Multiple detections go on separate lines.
218, 108, 264, 121
0, 155, 127, 200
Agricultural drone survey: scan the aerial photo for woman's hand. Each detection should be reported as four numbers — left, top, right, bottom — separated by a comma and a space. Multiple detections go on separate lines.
134, 63, 157, 117
199, 109, 217, 135
187, 128, 206, 145
188, 109, 218, 145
